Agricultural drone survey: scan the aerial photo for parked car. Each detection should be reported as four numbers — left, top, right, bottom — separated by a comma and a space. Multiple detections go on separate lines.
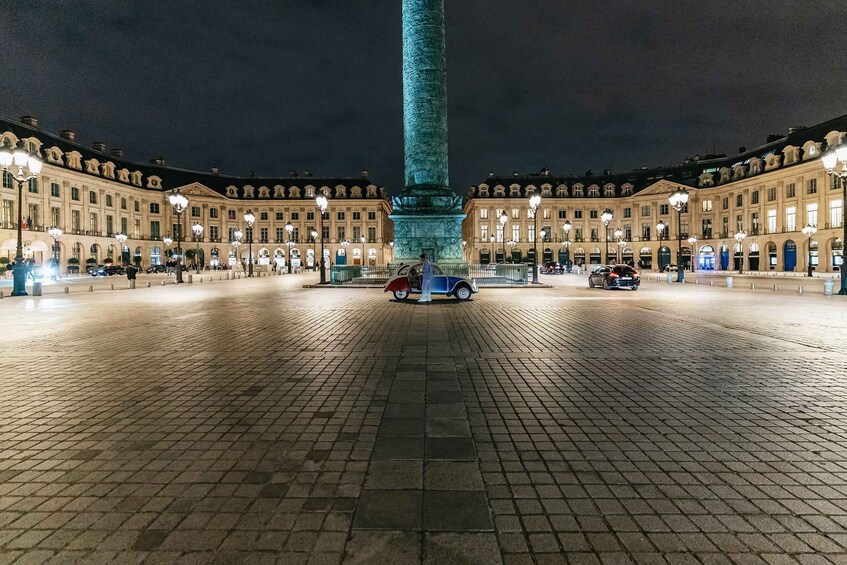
90, 264, 125, 276
146, 265, 168, 274
588, 265, 640, 290
384, 263, 478, 301
662, 264, 678, 272
540, 261, 563, 274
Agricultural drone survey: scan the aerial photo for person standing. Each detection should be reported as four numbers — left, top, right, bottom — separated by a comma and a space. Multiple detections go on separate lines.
419, 253, 433, 303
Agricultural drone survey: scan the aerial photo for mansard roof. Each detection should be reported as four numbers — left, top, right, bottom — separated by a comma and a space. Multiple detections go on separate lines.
0, 116, 386, 200
472, 113, 847, 198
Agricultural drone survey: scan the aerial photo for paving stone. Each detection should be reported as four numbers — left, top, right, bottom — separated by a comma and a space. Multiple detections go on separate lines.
343, 530, 422, 565
424, 462, 484, 491
366, 461, 424, 490
423, 532, 502, 564
422, 491, 492, 531
352, 490, 422, 530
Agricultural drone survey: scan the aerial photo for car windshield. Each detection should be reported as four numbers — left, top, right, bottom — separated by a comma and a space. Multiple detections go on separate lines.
612, 266, 636, 275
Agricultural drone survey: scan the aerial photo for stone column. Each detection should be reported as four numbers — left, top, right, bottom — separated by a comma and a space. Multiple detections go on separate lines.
403, 0, 448, 191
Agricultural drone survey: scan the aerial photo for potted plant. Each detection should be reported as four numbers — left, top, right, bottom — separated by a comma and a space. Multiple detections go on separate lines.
0, 256, 8, 275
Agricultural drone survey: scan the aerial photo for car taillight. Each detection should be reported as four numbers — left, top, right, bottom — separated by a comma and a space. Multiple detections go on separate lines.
609, 273, 619, 278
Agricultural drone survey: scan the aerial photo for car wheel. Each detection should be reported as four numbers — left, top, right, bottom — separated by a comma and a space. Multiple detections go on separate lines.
603, 279, 610, 290
393, 290, 409, 301
455, 285, 471, 301
631, 286, 639, 291
588, 278, 595, 288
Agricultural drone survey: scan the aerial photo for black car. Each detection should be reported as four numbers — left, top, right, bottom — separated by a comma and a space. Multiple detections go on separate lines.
588, 265, 640, 290
91, 264, 126, 276
146, 264, 168, 274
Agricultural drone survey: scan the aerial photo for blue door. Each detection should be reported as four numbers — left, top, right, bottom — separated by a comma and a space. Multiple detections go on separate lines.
558, 249, 570, 265
658, 247, 671, 270
336, 250, 347, 266
720, 248, 730, 270
783, 240, 796, 272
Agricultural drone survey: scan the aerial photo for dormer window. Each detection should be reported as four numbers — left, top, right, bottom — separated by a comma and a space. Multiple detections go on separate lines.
493, 185, 505, 197
146, 175, 162, 189
290, 186, 302, 198
587, 184, 600, 197
130, 171, 142, 186
802, 140, 822, 161
273, 185, 285, 198
117, 168, 130, 183
226, 185, 239, 197
510, 184, 523, 197
48, 147, 64, 164
258, 186, 270, 198
85, 159, 100, 174
603, 183, 615, 197
698, 172, 714, 187
351, 186, 363, 198
555, 184, 568, 197
102, 161, 116, 179
572, 184, 584, 197
366, 184, 377, 197
305, 186, 315, 198
621, 183, 634, 196
66, 151, 82, 169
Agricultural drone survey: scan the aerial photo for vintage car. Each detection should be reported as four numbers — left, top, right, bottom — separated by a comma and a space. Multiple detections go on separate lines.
384, 263, 479, 301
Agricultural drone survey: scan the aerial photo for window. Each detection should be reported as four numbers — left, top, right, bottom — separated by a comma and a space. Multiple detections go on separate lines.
120, 197, 127, 210
659, 204, 669, 215
322, 226, 329, 240
528, 225, 535, 242
831, 175, 843, 191
750, 212, 760, 234
767, 187, 776, 202
722, 197, 729, 210
337, 211, 346, 221
306, 211, 314, 221
590, 228, 598, 241
558, 210, 567, 219
27, 203, 39, 226
624, 225, 631, 240
735, 194, 742, 207
28, 178, 38, 193
786, 183, 796, 198
680, 220, 689, 237
368, 211, 376, 220
589, 210, 598, 219
209, 208, 219, 219
511, 209, 520, 220
574, 210, 583, 219
641, 206, 650, 217
260, 227, 268, 243
106, 194, 113, 207
352, 211, 361, 221
2, 171, 12, 189
542, 209, 551, 220
642, 225, 651, 240
275, 227, 284, 242
89, 212, 98, 232
574, 228, 582, 241
121, 217, 128, 234
259, 211, 269, 220
701, 219, 712, 238
623, 208, 631, 218
228, 210, 236, 220
527, 208, 535, 219
751, 191, 759, 205
51, 207, 60, 226
368, 227, 376, 241
71, 210, 80, 231
134, 219, 141, 238
209, 226, 219, 240
808, 178, 817, 194
496, 224, 504, 243
275, 211, 283, 220
50, 182, 60, 198
767, 210, 776, 233
1, 199, 11, 225
337, 226, 345, 240
512, 225, 519, 242
785, 207, 796, 232
806, 203, 818, 226
722, 217, 728, 237
106, 215, 114, 235
192, 206, 201, 217
701, 200, 712, 212
480, 225, 488, 240
735, 214, 743, 232
134, 200, 140, 212
149, 202, 160, 214
831, 200, 843, 228
90, 192, 98, 205
479, 209, 488, 220
150, 221, 160, 239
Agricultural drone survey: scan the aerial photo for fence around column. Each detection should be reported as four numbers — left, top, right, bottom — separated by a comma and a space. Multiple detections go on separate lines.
329, 263, 529, 286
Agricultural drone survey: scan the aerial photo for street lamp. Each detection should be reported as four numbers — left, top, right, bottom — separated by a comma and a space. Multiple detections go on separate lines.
734, 231, 746, 274
499, 212, 508, 253
506, 239, 515, 263
243, 211, 255, 277
0, 141, 42, 296
600, 209, 613, 265
310, 229, 318, 270
613, 228, 623, 263
232, 230, 242, 269
315, 195, 329, 283
687, 235, 697, 272
668, 188, 689, 282
341, 239, 350, 267
489, 235, 495, 263
285, 221, 294, 273
618, 239, 626, 265
802, 224, 818, 278
167, 189, 188, 283
192, 223, 203, 274
360, 235, 366, 266
529, 193, 542, 284
389, 240, 395, 263
115, 233, 128, 266
48, 226, 62, 277
822, 146, 847, 294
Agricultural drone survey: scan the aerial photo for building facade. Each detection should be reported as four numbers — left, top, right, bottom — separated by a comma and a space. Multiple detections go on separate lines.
463, 115, 846, 273
0, 116, 393, 273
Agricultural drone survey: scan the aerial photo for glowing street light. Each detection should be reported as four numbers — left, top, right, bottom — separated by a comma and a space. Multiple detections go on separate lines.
167, 189, 189, 283
285, 221, 294, 273
668, 188, 689, 282
0, 141, 42, 296
529, 193, 542, 284
734, 231, 746, 274
192, 223, 204, 274
315, 194, 329, 283
822, 147, 847, 294
802, 224, 818, 278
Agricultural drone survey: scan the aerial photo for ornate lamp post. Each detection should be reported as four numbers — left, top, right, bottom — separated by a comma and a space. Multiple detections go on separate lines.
310, 229, 318, 270
613, 228, 623, 263
243, 211, 255, 277
506, 239, 515, 263
48, 227, 62, 277
563, 219, 572, 244
389, 241, 395, 263
600, 209, 613, 265
618, 239, 626, 265
822, 147, 847, 294
341, 239, 350, 267
192, 223, 203, 274
360, 235, 366, 266
529, 193, 542, 284
0, 141, 43, 296
115, 233, 128, 266
462, 240, 466, 262
489, 235, 495, 263
499, 212, 508, 255
285, 221, 294, 273
687, 235, 697, 272
316, 194, 328, 283
167, 190, 188, 283
734, 231, 746, 274
232, 229, 242, 269
802, 224, 817, 277
668, 188, 690, 282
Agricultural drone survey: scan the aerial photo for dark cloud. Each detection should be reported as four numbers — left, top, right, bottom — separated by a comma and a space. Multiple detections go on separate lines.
1, 1, 844, 192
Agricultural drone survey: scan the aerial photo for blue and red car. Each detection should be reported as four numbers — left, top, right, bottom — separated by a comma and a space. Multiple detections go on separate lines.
384, 263, 479, 301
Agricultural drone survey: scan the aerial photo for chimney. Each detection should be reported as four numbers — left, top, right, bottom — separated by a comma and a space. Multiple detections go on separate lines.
210, 167, 220, 175
20, 116, 38, 128
59, 130, 76, 141
110, 148, 123, 158
304, 169, 312, 177
788, 126, 806, 135
92, 141, 106, 152
289, 170, 298, 177
149, 157, 165, 166
361, 169, 369, 178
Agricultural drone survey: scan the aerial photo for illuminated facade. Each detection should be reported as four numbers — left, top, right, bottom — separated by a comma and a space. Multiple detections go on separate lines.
463, 115, 846, 273
0, 116, 393, 272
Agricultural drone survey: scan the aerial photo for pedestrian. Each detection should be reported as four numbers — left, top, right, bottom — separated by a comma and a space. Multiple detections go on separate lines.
26, 258, 36, 281
418, 253, 433, 303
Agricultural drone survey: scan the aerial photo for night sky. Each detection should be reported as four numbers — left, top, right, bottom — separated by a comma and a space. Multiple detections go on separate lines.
2, 1, 846, 194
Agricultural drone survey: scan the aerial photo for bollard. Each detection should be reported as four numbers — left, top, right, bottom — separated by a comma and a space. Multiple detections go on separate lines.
0, 291, 3, 299
773, 284, 778, 292
128, 280, 136, 289
199, 277, 202, 283
226, 273, 230, 280
161, 280, 166, 286
751, 283, 755, 290
726, 277, 733, 288
147, 281, 151, 288
824, 279, 834, 296
666, 272, 673, 283
110, 284, 114, 291
32, 282, 42, 296
88, 285, 94, 293
799, 286, 803, 294
710, 281, 714, 286
188, 275, 193, 284
64, 287, 69, 294
695, 279, 699, 285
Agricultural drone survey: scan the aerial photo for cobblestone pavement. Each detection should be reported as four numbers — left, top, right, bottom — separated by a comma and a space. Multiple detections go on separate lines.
0, 273, 846, 564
